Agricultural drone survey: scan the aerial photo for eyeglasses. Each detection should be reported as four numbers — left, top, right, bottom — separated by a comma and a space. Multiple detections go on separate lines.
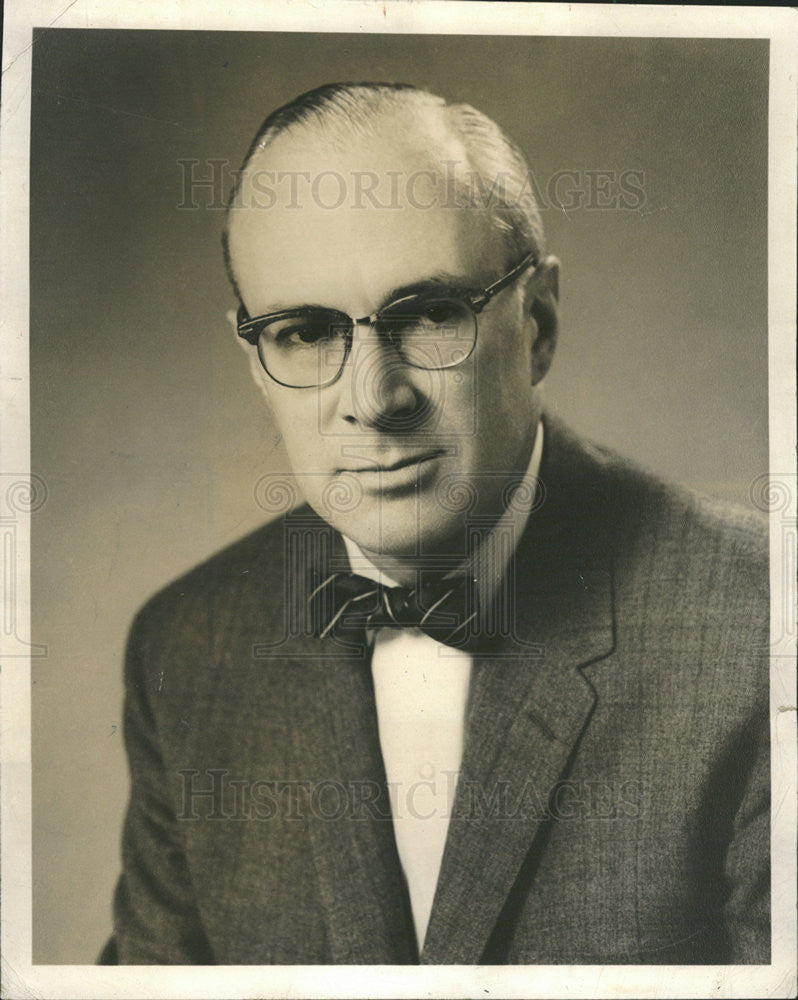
236, 250, 539, 389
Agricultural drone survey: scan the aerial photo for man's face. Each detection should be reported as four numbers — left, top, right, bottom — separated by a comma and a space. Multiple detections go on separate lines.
228, 122, 550, 561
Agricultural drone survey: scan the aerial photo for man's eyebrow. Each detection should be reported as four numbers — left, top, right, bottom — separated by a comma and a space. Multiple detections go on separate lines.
376, 272, 477, 309
250, 300, 333, 315
250, 272, 478, 319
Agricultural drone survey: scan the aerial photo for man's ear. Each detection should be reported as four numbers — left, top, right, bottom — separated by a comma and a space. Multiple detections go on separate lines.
522, 255, 559, 385
226, 309, 273, 404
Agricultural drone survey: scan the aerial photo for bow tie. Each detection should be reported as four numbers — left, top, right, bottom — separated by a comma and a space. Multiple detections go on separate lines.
307, 569, 479, 649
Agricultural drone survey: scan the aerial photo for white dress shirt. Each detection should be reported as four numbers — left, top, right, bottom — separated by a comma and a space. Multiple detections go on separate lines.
342, 421, 544, 950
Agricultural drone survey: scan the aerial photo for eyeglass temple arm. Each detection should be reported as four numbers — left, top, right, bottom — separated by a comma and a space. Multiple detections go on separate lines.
469, 250, 539, 311
236, 302, 253, 334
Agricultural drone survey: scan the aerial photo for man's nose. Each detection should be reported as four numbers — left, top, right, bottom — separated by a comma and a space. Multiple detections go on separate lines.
341, 322, 426, 431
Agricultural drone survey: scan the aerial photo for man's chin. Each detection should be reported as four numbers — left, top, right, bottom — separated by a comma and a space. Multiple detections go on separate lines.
321, 502, 469, 563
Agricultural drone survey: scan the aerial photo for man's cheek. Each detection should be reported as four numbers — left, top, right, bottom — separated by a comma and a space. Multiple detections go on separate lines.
283, 430, 328, 476
435, 374, 479, 441
272, 403, 320, 452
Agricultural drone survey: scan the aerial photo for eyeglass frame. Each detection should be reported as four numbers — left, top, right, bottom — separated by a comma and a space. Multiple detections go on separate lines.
236, 249, 540, 389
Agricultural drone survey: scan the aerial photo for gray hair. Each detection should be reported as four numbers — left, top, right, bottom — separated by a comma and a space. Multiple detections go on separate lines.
223, 82, 545, 298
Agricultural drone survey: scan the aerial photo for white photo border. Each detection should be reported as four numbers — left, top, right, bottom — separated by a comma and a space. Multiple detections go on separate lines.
2, 2, 796, 998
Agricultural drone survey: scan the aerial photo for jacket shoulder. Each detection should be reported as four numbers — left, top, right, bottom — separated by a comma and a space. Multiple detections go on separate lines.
127, 506, 329, 646
595, 439, 768, 570
541, 415, 768, 619
546, 416, 768, 562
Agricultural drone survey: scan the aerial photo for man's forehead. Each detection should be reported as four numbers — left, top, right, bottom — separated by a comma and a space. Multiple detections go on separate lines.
227, 117, 505, 314
235, 110, 469, 209
228, 199, 500, 316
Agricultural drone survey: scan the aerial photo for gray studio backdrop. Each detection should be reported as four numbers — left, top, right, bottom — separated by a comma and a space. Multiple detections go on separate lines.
30, 31, 768, 963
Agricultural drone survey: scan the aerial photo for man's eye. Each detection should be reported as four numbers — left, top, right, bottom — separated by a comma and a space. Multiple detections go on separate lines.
420, 301, 461, 325
380, 298, 463, 330
274, 324, 331, 347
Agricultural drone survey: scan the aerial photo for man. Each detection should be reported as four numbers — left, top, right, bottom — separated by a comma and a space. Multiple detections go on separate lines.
107, 82, 769, 964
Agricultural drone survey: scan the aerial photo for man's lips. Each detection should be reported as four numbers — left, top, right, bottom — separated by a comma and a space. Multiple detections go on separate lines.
338, 450, 445, 474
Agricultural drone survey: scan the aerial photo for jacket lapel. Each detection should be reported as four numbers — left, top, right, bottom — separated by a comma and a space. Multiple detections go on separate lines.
287, 638, 418, 963
276, 514, 417, 963
421, 416, 617, 963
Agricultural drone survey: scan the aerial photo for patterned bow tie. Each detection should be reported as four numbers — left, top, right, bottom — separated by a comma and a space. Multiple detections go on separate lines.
307, 569, 479, 649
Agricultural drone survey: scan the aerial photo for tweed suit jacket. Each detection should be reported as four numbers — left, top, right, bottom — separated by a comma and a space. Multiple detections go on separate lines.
108, 415, 770, 964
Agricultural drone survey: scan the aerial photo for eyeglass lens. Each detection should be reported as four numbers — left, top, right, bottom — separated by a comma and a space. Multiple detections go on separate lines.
256, 295, 477, 388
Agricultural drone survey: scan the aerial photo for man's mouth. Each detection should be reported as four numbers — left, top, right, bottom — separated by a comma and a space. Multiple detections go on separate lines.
337, 450, 445, 493
340, 450, 445, 474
